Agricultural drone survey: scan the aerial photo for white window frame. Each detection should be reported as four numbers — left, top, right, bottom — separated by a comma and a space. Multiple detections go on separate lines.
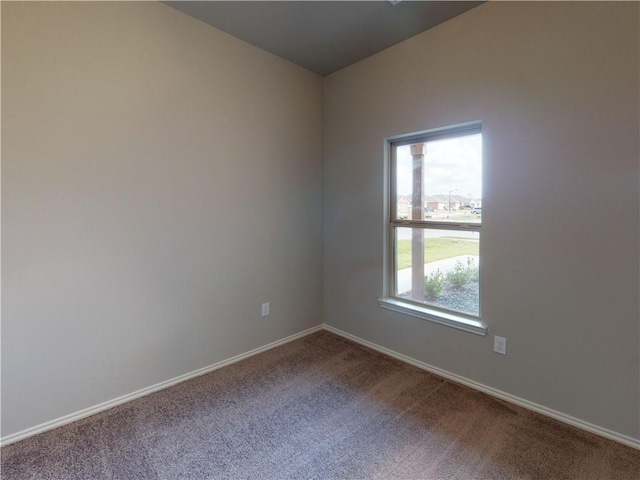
378, 122, 488, 336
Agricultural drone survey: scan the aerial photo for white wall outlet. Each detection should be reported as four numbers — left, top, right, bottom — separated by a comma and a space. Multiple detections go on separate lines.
261, 302, 270, 317
494, 336, 507, 355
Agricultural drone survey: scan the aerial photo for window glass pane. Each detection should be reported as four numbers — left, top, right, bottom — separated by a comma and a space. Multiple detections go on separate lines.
394, 133, 482, 223
395, 227, 479, 317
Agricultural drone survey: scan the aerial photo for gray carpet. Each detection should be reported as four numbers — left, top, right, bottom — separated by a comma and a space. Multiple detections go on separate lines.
2, 331, 639, 479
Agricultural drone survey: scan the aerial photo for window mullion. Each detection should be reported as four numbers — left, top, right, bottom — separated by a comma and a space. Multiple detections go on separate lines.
390, 221, 481, 232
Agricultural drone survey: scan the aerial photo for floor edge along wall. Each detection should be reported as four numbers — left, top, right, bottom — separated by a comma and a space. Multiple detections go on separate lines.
0, 326, 324, 447
321, 325, 639, 451
2, 324, 638, 450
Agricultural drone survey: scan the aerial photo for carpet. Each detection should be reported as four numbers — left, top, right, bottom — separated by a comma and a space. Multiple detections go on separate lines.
2, 331, 639, 479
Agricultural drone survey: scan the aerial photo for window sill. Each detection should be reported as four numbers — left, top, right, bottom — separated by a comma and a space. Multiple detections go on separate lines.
378, 298, 487, 336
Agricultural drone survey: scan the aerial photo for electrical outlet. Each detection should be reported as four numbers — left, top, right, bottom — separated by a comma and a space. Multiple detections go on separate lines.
261, 303, 270, 317
494, 336, 507, 355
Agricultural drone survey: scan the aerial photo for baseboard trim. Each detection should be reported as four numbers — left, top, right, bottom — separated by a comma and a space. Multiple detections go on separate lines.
4, 323, 638, 450
322, 324, 640, 450
0, 325, 324, 447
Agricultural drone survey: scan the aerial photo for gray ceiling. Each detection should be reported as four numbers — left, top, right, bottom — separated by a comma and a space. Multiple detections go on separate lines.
164, 1, 484, 76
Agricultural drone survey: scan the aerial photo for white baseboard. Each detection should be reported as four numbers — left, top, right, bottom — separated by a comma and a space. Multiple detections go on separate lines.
322, 324, 640, 450
4, 323, 638, 451
0, 325, 324, 447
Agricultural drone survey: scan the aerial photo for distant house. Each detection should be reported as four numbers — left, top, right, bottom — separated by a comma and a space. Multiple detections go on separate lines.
397, 195, 411, 218
423, 194, 479, 211
424, 194, 448, 210
403, 193, 481, 213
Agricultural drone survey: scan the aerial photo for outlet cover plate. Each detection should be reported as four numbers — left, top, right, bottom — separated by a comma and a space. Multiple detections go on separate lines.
494, 336, 507, 355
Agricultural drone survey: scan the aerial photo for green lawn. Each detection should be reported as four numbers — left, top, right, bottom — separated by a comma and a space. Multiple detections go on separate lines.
396, 237, 479, 270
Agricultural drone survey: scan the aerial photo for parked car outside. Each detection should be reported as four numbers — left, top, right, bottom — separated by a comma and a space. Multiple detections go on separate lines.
471, 207, 482, 215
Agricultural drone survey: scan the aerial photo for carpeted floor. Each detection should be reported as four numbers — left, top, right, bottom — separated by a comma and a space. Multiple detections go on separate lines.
2, 330, 639, 479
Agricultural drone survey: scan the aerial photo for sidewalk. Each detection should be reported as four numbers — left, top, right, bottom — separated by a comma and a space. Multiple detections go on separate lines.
396, 255, 479, 295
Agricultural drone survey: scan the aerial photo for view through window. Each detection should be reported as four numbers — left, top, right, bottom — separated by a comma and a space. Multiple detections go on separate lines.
390, 124, 482, 318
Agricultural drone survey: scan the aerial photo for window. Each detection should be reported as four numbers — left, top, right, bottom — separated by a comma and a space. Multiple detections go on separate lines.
379, 123, 486, 335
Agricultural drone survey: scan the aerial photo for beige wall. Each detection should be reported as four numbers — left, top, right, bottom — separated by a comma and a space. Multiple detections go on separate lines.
2, 2, 322, 437
323, 2, 639, 440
